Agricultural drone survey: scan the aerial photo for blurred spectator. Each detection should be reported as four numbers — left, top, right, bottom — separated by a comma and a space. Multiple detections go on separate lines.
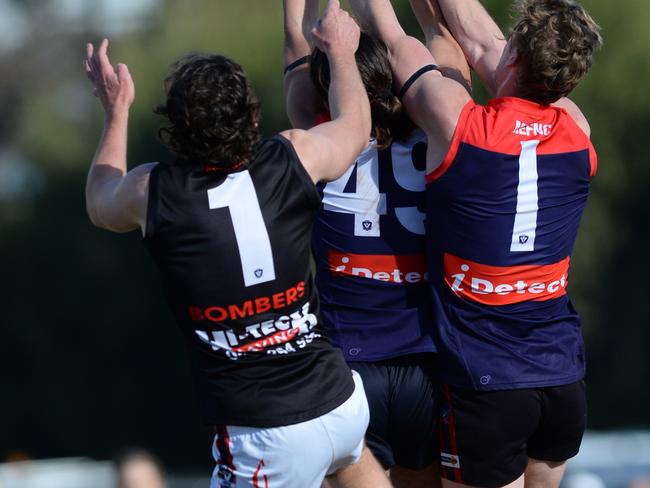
115, 449, 166, 488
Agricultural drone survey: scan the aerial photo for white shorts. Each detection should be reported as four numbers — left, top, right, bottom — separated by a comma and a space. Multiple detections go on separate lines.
210, 370, 368, 488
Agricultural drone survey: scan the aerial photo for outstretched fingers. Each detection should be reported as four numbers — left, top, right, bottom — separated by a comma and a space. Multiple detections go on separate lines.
96, 38, 116, 81
82, 38, 134, 110
84, 43, 95, 81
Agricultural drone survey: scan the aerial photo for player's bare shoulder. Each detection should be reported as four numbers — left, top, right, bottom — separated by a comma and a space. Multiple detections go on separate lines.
278, 128, 318, 180
553, 98, 591, 138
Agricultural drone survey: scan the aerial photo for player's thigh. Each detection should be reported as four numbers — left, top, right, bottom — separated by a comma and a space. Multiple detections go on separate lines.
328, 446, 392, 488
388, 353, 439, 472
438, 385, 541, 488
527, 381, 586, 463
523, 458, 567, 488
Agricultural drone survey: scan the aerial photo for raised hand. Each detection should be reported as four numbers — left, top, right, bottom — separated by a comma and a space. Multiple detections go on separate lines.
84, 39, 135, 114
311, 0, 360, 57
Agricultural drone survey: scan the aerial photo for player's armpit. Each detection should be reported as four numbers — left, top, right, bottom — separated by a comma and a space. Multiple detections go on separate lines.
86, 162, 156, 234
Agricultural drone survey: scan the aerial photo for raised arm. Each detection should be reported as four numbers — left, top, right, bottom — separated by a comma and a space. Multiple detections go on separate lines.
283, 0, 323, 129
436, 0, 507, 94
281, 0, 371, 183
349, 0, 471, 174
84, 39, 154, 233
409, 0, 472, 93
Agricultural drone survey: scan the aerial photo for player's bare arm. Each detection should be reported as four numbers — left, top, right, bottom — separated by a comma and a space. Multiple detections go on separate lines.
436, 0, 592, 136
349, 0, 471, 174
84, 39, 154, 233
436, 0, 506, 94
409, 0, 472, 93
281, 0, 371, 183
283, 0, 322, 129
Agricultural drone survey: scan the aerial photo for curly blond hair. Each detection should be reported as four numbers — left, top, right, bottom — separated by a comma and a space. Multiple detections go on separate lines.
509, 0, 602, 105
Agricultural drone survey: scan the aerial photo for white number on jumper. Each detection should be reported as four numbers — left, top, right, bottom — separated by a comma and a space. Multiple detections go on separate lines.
322, 137, 425, 237
510, 140, 540, 252
208, 170, 276, 287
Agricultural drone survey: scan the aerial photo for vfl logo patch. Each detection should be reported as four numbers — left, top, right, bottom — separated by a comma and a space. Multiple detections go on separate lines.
362, 220, 372, 231
519, 235, 529, 244
254, 268, 263, 278
216, 465, 237, 487
440, 452, 461, 469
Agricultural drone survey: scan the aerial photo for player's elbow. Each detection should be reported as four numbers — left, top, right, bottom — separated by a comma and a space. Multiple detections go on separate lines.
85, 188, 113, 231
85, 204, 132, 233
85, 198, 106, 230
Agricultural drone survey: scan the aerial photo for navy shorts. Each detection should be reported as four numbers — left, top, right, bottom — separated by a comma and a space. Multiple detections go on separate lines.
348, 353, 439, 470
438, 381, 587, 488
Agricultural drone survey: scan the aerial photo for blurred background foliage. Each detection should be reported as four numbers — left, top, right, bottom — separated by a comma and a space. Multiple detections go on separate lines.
0, 0, 647, 472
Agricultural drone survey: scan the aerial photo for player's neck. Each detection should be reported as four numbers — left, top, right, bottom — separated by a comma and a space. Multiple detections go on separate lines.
495, 75, 520, 100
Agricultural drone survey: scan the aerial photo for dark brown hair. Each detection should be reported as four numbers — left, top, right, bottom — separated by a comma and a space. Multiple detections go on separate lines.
154, 54, 262, 168
509, 0, 602, 105
310, 32, 415, 149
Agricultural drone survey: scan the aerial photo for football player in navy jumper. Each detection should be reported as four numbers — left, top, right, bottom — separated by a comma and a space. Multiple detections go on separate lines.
349, 0, 601, 487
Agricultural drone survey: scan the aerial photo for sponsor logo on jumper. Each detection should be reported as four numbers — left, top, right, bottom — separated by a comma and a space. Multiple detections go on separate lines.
329, 250, 427, 283
440, 452, 461, 469
188, 281, 305, 323
444, 253, 570, 306
195, 302, 319, 360
513, 120, 552, 137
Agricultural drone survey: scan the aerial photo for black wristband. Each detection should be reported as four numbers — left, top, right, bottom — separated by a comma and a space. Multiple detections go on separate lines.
284, 56, 310, 75
398, 64, 440, 99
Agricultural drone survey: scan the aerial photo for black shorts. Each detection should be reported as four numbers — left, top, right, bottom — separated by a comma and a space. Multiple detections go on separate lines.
348, 353, 439, 470
438, 381, 587, 488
